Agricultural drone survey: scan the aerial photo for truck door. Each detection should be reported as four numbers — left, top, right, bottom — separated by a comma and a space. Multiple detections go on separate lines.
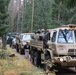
51, 31, 57, 52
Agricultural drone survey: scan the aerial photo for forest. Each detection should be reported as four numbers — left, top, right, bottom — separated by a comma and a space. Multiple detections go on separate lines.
0, 0, 76, 41
0, 0, 76, 75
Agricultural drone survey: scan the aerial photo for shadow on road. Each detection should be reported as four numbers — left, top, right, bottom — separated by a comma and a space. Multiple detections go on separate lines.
56, 67, 76, 75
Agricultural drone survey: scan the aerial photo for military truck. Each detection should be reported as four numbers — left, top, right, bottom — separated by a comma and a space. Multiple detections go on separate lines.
16, 33, 34, 54
30, 24, 76, 70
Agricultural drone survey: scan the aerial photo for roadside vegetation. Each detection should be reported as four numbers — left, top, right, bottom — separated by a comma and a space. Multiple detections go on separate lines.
0, 45, 56, 75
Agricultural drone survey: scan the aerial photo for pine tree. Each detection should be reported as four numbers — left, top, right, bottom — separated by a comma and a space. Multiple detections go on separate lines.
0, 0, 10, 49
0, 0, 10, 37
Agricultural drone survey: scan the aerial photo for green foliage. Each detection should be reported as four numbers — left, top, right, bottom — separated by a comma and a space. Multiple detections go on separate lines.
0, 0, 10, 37
14, 0, 76, 33
25, 0, 32, 32
52, 0, 76, 26
19, 72, 32, 75
24, 0, 54, 32
34, 0, 53, 30
0, 49, 8, 59
5, 0, 10, 6
66, 0, 76, 8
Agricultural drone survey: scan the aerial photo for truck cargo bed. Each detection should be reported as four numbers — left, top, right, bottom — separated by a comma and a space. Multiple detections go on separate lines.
30, 40, 43, 49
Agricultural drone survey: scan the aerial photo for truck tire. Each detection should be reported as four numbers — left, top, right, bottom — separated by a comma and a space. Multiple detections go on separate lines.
44, 52, 52, 72
34, 52, 39, 66
16, 44, 19, 52
33, 51, 41, 67
19, 48, 22, 54
19, 48, 25, 55
30, 50, 34, 64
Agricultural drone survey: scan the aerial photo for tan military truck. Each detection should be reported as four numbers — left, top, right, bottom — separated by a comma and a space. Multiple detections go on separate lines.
30, 24, 76, 70
16, 33, 34, 54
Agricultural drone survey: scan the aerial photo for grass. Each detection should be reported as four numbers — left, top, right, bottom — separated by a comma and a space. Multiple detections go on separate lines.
0, 46, 47, 75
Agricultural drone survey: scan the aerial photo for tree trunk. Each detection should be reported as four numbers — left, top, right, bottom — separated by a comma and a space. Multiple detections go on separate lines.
41, 0, 47, 30
58, 0, 62, 21
11, 0, 14, 32
31, 0, 34, 33
21, 0, 26, 33
2, 35, 7, 50
17, 0, 21, 33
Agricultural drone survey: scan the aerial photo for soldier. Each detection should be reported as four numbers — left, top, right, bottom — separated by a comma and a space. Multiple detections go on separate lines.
24, 42, 30, 59
16, 36, 20, 52
43, 30, 50, 48
41, 29, 45, 34
35, 29, 41, 34
9, 36, 13, 47
34, 29, 41, 40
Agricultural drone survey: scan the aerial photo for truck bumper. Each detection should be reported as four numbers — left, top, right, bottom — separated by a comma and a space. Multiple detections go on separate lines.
60, 60, 76, 67
54, 56, 76, 67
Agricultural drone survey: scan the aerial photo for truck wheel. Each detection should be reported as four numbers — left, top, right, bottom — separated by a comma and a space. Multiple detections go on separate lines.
19, 48, 25, 55
34, 51, 41, 67
38, 51, 41, 66
19, 48, 22, 54
30, 51, 34, 64
44, 53, 52, 72
44, 64, 51, 73
33, 52, 38, 66
16, 44, 19, 52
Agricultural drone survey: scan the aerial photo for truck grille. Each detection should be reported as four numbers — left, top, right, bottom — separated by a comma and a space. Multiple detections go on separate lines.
68, 49, 76, 56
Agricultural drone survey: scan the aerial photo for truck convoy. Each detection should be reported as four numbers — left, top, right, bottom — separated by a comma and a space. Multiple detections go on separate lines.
30, 24, 76, 70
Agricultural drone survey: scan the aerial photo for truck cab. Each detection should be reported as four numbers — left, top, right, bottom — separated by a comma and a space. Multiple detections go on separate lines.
17, 33, 34, 54
48, 24, 76, 67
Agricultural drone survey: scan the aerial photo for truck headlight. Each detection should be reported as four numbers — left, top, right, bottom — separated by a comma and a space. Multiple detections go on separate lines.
60, 58, 64, 62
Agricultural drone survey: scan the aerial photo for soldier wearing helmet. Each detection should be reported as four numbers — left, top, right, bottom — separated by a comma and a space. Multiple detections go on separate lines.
41, 29, 45, 34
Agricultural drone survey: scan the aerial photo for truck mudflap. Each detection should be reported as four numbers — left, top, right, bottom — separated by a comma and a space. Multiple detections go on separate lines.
54, 56, 76, 67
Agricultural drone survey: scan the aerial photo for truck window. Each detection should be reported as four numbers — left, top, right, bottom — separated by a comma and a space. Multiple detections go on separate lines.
23, 35, 31, 41
57, 30, 74, 43
74, 30, 76, 42
51, 31, 57, 42
43, 32, 50, 42
47, 32, 50, 40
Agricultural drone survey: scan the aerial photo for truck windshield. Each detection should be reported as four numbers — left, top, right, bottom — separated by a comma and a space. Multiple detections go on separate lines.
57, 29, 74, 43
23, 35, 31, 41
